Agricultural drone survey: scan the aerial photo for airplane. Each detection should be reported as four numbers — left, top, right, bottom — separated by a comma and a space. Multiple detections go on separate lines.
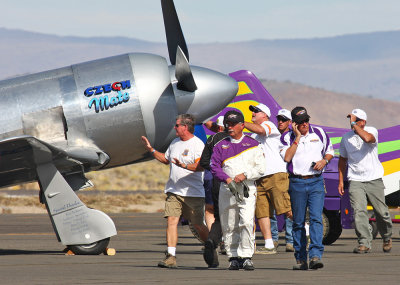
0, 0, 238, 254
204, 69, 400, 245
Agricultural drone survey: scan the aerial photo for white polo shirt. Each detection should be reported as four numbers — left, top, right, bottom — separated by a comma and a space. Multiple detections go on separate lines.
339, 126, 384, 182
252, 120, 287, 176
164, 136, 205, 197
280, 126, 334, 176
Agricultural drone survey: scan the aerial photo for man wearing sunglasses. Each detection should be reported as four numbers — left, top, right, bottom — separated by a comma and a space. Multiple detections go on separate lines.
141, 114, 209, 269
280, 106, 334, 270
211, 110, 265, 271
269, 109, 295, 252
243, 104, 292, 255
338, 109, 392, 254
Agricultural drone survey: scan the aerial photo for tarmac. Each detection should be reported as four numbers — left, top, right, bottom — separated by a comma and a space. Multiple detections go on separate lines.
0, 213, 399, 284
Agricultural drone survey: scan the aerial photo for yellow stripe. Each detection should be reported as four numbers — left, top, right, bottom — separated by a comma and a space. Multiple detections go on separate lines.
237, 81, 253, 96
382, 158, 400, 176
222, 146, 258, 166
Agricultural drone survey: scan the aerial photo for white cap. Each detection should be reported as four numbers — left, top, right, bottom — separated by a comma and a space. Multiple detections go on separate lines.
249, 103, 271, 117
351, 109, 367, 121
216, 116, 224, 127
276, 109, 292, 120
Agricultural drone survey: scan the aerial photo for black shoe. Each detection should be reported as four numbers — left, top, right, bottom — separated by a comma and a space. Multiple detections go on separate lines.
241, 258, 255, 271
203, 240, 219, 268
309, 257, 324, 270
293, 260, 308, 270
228, 258, 240, 270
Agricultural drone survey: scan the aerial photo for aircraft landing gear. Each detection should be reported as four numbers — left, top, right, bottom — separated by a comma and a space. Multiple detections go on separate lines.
36, 162, 117, 255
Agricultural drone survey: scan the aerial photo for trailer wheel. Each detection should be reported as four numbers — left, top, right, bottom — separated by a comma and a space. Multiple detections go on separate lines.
322, 210, 342, 245
188, 221, 205, 244
368, 213, 378, 239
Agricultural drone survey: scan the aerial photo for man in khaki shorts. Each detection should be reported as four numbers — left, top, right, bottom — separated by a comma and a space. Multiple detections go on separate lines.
141, 114, 209, 268
244, 104, 292, 254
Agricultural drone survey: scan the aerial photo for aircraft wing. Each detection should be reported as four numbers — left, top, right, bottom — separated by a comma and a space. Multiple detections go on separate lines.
0, 135, 109, 188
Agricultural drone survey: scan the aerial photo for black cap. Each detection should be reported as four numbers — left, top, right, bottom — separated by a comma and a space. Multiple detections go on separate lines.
223, 110, 244, 125
291, 106, 310, 123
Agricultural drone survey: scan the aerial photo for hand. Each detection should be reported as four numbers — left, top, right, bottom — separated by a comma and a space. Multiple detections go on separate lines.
338, 182, 345, 196
227, 181, 244, 203
173, 158, 185, 169
234, 173, 246, 183
141, 136, 152, 151
312, 159, 327, 171
292, 122, 301, 137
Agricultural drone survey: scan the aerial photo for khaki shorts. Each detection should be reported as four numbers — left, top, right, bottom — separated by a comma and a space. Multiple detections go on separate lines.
164, 192, 205, 225
255, 172, 291, 218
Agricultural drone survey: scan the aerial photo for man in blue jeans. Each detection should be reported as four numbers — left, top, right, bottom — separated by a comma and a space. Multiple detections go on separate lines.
280, 106, 333, 270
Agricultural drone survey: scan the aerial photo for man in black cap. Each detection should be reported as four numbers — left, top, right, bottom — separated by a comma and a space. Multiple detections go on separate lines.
279, 106, 334, 270
211, 110, 265, 271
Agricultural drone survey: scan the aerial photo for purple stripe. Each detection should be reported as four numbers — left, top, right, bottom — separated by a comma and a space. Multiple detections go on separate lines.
379, 149, 400, 163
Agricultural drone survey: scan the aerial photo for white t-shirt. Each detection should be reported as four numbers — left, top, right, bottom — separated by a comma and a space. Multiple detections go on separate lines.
339, 126, 384, 182
164, 136, 205, 197
252, 120, 287, 175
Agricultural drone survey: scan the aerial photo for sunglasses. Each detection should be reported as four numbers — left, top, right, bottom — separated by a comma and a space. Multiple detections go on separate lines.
252, 108, 262, 113
355, 118, 362, 122
297, 119, 309, 124
174, 124, 185, 128
277, 116, 289, 122
224, 121, 239, 127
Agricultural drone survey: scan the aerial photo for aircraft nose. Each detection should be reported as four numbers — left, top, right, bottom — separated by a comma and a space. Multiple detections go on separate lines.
170, 66, 238, 123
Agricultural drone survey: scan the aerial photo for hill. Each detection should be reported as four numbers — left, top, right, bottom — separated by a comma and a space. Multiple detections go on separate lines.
1, 28, 400, 101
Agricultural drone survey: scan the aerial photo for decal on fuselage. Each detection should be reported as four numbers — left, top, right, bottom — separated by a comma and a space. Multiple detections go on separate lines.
84, 80, 131, 113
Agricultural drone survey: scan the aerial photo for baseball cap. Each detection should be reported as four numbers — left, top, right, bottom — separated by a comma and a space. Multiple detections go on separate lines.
291, 106, 310, 124
223, 110, 244, 126
350, 109, 367, 121
216, 116, 224, 127
249, 103, 271, 117
276, 109, 292, 121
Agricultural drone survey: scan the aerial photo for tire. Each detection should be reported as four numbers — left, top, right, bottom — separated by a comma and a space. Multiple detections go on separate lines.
67, 238, 110, 255
322, 210, 342, 245
368, 213, 378, 239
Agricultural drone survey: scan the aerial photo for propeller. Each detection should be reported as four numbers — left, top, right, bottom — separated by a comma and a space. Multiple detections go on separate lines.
161, 0, 197, 92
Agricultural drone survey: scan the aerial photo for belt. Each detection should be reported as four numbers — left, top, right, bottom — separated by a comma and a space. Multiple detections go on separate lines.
289, 173, 321, 179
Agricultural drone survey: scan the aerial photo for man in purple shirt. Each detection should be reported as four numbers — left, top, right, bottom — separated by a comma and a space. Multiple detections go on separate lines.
211, 110, 265, 271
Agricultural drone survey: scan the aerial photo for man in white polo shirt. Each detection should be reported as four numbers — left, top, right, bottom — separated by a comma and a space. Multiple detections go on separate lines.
280, 106, 334, 270
338, 108, 392, 254
244, 104, 292, 255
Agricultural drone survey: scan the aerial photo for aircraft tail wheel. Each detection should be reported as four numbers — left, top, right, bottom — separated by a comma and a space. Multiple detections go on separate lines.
67, 238, 110, 255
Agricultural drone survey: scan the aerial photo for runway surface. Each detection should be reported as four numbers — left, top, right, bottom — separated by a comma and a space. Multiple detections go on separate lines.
0, 213, 399, 284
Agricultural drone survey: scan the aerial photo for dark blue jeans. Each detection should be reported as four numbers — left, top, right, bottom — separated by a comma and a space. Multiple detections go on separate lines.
289, 176, 325, 261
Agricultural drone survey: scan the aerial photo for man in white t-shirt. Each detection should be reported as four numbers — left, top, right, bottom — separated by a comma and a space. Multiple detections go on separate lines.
338, 109, 392, 254
244, 104, 292, 255
141, 114, 208, 268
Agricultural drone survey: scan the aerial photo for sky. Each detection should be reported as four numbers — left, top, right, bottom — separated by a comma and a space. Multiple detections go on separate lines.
1, 0, 400, 43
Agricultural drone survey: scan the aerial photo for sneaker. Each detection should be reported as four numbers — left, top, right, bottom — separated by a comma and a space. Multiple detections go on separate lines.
293, 260, 308, 270
203, 240, 219, 268
309, 257, 324, 270
219, 242, 227, 255
273, 241, 279, 249
353, 245, 370, 254
228, 258, 240, 270
285, 243, 294, 252
383, 239, 392, 253
158, 253, 177, 268
241, 258, 255, 271
255, 247, 277, 255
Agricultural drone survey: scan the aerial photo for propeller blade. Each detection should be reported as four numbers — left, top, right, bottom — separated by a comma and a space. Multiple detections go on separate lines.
175, 46, 197, 92
161, 0, 189, 65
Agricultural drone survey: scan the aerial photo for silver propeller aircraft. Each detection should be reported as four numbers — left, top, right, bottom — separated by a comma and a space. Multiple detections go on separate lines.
0, 0, 238, 254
